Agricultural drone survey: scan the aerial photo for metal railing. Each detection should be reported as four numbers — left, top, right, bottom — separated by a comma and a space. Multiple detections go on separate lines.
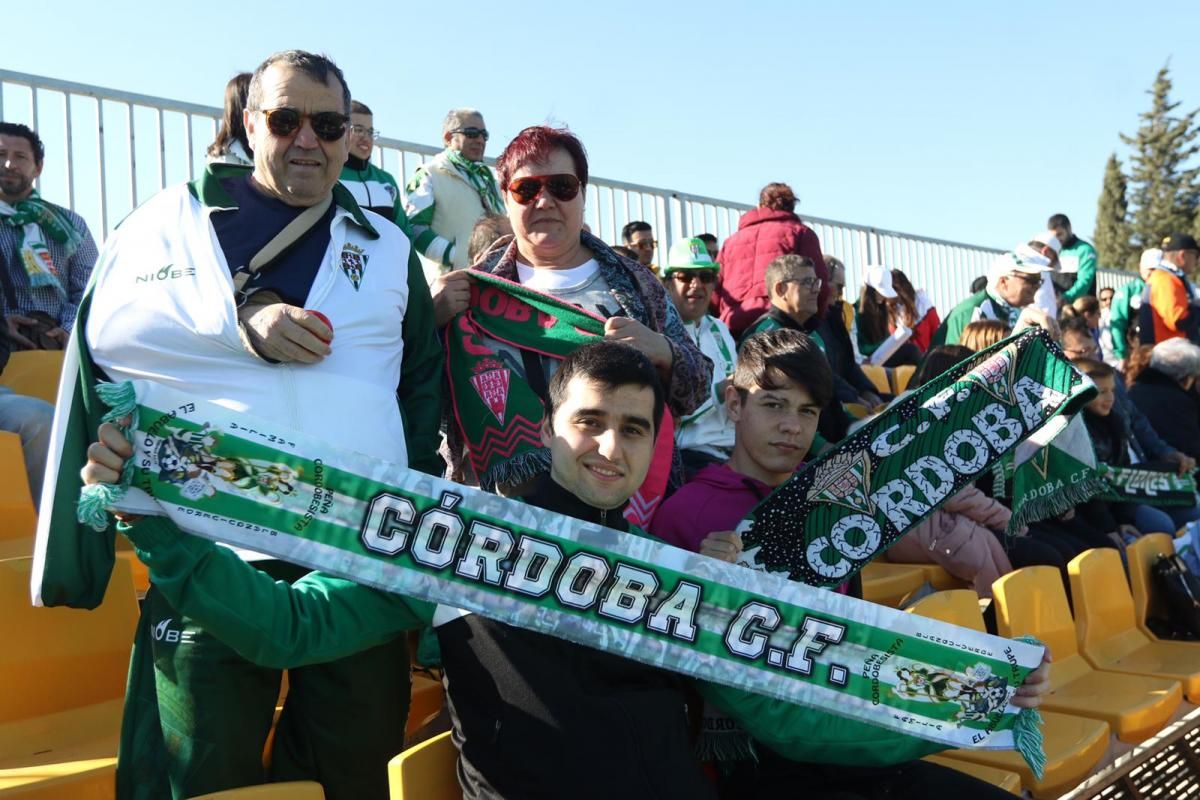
1, 68, 1133, 312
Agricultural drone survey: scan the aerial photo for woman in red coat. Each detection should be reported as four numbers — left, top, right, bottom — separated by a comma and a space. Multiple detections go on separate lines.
713, 182, 828, 337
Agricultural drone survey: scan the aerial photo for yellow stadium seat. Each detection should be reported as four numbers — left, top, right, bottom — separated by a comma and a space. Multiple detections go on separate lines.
1126, 533, 1176, 638
892, 364, 917, 395
993, 566, 1181, 742
1069, 548, 1200, 702
189, 781, 326, 799
389, 730, 460, 800
883, 553, 966, 591
861, 562, 926, 607
0, 433, 36, 544
843, 402, 871, 420
407, 674, 444, 738
908, 590, 1110, 797
0, 350, 65, 405
0, 557, 139, 797
859, 364, 892, 396
923, 755, 1021, 795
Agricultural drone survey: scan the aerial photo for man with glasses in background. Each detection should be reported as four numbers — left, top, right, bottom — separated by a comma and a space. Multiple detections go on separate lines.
662, 237, 737, 477
622, 220, 658, 273
930, 248, 1051, 347
339, 99, 409, 230
404, 107, 503, 279
34, 49, 441, 800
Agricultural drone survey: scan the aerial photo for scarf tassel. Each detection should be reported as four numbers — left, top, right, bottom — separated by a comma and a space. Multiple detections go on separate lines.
78, 381, 138, 530
1006, 474, 1108, 535
1012, 636, 1047, 781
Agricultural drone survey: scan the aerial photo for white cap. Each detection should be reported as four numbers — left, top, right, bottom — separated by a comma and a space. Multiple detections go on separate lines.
1034, 231, 1062, 254
1140, 248, 1163, 271
864, 265, 897, 299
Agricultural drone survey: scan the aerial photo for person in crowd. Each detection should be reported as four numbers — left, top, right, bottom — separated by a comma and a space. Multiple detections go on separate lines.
465, 212, 512, 265
970, 275, 988, 294
39, 50, 442, 800
713, 181, 827, 337
929, 249, 1046, 347
1074, 357, 1200, 539
697, 231, 719, 262
621, 220, 657, 272
339, 100, 408, 229
611, 244, 640, 262
1048, 213, 1097, 302
437, 125, 711, 492
0, 122, 98, 350
1098, 286, 1116, 363
854, 265, 921, 366
887, 346, 1068, 593
741, 254, 875, 448
958, 319, 1010, 352
890, 268, 939, 353
405, 108, 503, 278
1128, 338, 1200, 461
1140, 233, 1200, 345
660, 237, 737, 478
1110, 248, 1160, 367
1028, 232, 1062, 318
0, 299, 53, 506
1099, 286, 1114, 311
1060, 315, 1193, 476
651, 329, 1049, 798
85, 341, 719, 800
825, 256, 859, 359
1069, 295, 1102, 344
206, 72, 254, 166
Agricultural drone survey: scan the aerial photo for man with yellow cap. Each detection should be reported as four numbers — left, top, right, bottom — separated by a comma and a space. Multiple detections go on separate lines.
662, 237, 737, 478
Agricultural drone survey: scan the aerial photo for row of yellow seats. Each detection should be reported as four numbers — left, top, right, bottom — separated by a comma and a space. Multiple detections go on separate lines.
859, 363, 917, 397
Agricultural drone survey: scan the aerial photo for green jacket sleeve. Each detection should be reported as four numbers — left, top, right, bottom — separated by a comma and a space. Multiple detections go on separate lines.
399, 247, 445, 476
1062, 244, 1097, 303
1109, 283, 1135, 361
699, 681, 945, 766
122, 517, 433, 669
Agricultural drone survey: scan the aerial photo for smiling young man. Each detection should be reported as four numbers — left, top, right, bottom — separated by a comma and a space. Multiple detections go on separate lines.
84, 341, 717, 799
338, 99, 409, 231
662, 237, 737, 477
37, 49, 441, 800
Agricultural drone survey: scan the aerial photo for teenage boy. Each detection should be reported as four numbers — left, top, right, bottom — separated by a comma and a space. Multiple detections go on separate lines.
84, 341, 715, 800
651, 328, 1047, 799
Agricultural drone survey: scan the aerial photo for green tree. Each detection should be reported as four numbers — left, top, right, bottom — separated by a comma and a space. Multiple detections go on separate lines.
1119, 65, 1200, 252
1093, 153, 1137, 270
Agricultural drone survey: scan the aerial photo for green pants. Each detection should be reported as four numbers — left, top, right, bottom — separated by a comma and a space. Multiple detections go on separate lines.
116, 562, 410, 800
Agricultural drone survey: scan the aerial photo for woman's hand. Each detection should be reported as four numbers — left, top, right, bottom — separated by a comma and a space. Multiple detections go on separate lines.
431, 270, 474, 328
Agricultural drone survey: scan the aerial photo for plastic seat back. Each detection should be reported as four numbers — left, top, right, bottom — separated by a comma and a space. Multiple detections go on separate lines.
1069, 548, 1139, 654
906, 589, 986, 632
0, 349, 65, 404
0, 431, 36, 542
892, 364, 917, 395
992, 566, 1078, 658
189, 782, 327, 799
1127, 534, 1174, 629
389, 730, 460, 800
860, 364, 892, 396
0, 556, 138, 723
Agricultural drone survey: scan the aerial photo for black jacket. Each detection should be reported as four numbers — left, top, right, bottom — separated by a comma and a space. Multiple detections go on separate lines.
437, 474, 715, 800
1128, 367, 1200, 460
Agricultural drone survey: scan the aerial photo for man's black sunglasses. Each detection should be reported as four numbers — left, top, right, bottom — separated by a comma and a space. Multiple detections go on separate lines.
260, 108, 350, 142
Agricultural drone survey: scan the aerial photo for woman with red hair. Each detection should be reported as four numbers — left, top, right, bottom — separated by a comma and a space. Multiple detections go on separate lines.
712, 182, 828, 337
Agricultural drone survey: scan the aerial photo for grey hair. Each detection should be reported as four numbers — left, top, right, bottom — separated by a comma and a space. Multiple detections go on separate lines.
443, 107, 484, 135
765, 254, 816, 297
1150, 338, 1200, 382
246, 50, 351, 114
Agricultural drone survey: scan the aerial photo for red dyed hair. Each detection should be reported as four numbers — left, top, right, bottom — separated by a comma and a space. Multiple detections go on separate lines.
496, 125, 589, 191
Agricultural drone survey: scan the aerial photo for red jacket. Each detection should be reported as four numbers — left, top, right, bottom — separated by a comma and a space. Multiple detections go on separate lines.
713, 207, 827, 337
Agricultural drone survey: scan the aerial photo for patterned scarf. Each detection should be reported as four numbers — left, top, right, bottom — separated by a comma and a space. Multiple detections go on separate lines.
0, 190, 82, 297
445, 149, 504, 214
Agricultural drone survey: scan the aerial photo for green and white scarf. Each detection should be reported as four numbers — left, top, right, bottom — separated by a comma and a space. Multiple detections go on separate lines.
445, 149, 504, 215
79, 378, 1049, 773
1098, 465, 1197, 507
0, 190, 82, 297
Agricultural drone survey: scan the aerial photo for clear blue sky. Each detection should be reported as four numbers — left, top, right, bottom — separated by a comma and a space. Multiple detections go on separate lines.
4, 0, 1199, 250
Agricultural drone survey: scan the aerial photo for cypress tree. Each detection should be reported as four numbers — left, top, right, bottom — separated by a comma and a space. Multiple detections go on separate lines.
1094, 153, 1137, 270
1119, 66, 1200, 251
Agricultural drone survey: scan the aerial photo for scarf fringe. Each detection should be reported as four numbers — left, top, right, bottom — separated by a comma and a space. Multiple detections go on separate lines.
1006, 475, 1107, 534
694, 731, 758, 767
1013, 635, 1047, 781
481, 449, 550, 493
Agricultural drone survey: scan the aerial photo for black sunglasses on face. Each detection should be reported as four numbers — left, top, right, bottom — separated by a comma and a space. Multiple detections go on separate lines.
507, 174, 582, 205
452, 127, 489, 141
670, 271, 716, 285
260, 108, 349, 142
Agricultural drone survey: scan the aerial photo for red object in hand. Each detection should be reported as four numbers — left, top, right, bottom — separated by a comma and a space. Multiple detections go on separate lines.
307, 310, 333, 344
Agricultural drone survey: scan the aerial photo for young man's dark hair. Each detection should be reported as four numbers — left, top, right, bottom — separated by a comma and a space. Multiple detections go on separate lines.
621, 220, 652, 243
247, 50, 351, 114
913, 345, 973, 387
546, 341, 665, 434
351, 99, 372, 115
1047, 213, 1071, 230
732, 329, 833, 408
697, 232, 718, 247
0, 122, 45, 165
1071, 356, 1115, 381
1058, 313, 1092, 339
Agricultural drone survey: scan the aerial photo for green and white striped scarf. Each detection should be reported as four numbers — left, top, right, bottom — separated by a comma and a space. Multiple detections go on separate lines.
0, 190, 82, 297
445, 149, 504, 214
